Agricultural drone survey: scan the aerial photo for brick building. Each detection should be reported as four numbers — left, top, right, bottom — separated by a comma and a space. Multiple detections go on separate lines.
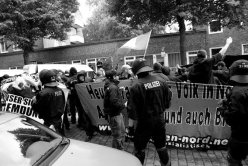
1, 22, 248, 71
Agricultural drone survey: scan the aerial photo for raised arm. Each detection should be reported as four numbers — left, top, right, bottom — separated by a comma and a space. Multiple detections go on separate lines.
219, 37, 233, 56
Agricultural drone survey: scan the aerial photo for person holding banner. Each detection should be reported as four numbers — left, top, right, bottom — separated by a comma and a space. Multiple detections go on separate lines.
127, 59, 172, 166
32, 69, 65, 135
67, 67, 78, 124
76, 71, 97, 142
219, 59, 248, 166
103, 70, 126, 150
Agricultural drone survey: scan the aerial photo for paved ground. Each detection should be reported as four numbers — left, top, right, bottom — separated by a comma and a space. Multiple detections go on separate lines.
65, 123, 248, 166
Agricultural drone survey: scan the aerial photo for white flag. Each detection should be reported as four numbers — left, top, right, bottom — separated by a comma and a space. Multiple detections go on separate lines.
117, 31, 152, 55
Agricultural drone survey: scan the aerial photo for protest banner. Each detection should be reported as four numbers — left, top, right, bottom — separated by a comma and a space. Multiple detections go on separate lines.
1, 93, 43, 123
75, 80, 232, 149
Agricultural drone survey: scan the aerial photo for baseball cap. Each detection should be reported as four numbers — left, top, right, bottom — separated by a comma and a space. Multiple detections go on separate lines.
229, 59, 248, 83
131, 59, 153, 75
39, 69, 58, 87
121, 64, 131, 70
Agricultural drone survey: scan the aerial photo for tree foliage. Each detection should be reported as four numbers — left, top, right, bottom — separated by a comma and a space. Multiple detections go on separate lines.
83, 0, 166, 42
0, 0, 79, 64
83, 0, 133, 42
106, 0, 248, 65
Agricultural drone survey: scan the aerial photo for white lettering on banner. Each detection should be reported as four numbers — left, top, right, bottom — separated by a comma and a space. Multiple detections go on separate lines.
175, 82, 232, 100
98, 125, 111, 131
76, 81, 232, 149
144, 81, 160, 90
1, 94, 43, 123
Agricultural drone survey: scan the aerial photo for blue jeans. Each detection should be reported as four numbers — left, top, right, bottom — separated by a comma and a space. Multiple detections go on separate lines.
109, 114, 125, 150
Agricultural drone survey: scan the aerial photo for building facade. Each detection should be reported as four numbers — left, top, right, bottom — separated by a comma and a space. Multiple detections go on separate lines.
1, 22, 248, 71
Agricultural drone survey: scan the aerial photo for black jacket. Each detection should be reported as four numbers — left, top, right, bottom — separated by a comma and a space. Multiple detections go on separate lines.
212, 67, 230, 85
32, 86, 65, 122
103, 79, 125, 117
222, 85, 248, 141
152, 71, 170, 82
188, 53, 222, 84
127, 74, 172, 122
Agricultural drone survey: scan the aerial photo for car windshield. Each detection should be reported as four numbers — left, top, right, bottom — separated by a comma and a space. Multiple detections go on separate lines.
0, 115, 63, 166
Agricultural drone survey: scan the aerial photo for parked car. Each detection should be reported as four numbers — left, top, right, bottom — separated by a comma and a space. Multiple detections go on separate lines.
0, 112, 141, 166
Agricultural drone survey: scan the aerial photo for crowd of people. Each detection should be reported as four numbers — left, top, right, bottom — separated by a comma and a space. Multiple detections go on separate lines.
1, 36, 248, 165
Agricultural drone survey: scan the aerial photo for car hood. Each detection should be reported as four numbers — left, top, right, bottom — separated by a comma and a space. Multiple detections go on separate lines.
52, 139, 141, 166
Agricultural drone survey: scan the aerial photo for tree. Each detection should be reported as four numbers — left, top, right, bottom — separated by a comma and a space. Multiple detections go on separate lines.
83, 0, 133, 42
0, 0, 79, 64
106, 0, 248, 65
83, 0, 166, 42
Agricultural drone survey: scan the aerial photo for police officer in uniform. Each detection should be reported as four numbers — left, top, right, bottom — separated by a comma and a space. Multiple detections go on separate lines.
32, 69, 65, 135
127, 59, 172, 166
220, 59, 248, 166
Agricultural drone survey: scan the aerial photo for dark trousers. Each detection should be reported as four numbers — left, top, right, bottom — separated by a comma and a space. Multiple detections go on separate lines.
44, 118, 64, 135
134, 117, 169, 165
134, 120, 165, 150
109, 114, 125, 150
63, 102, 70, 129
69, 93, 77, 123
227, 137, 248, 166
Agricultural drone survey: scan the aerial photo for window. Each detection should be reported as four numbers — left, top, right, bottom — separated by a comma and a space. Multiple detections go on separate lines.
124, 55, 155, 67
167, 52, 180, 67
52, 61, 67, 64
86, 58, 97, 72
86, 57, 108, 72
0, 116, 63, 166
9, 66, 22, 69
0, 41, 7, 53
153, 54, 164, 65
242, 44, 248, 55
186, 51, 198, 64
209, 47, 222, 57
124, 56, 135, 66
208, 20, 223, 34
72, 60, 81, 64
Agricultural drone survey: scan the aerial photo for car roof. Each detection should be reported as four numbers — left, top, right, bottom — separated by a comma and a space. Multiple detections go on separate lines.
0, 69, 24, 77
0, 112, 21, 125
23, 64, 94, 74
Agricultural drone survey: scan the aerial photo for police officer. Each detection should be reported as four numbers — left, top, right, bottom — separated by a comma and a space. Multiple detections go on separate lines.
127, 59, 172, 166
220, 59, 248, 166
32, 69, 65, 135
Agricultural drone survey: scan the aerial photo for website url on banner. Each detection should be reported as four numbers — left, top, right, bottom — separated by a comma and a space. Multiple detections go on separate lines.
166, 135, 228, 149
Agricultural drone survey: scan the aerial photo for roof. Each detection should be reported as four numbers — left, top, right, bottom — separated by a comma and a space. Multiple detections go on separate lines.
23, 64, 94, 74
0, 112, 20, 125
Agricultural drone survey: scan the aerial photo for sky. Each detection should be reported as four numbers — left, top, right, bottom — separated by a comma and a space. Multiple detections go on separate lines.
77, 0, 92, 24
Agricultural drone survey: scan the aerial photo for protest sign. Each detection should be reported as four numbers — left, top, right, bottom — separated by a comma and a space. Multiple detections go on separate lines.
75, 80, 232, 149
1, 93, 43, 123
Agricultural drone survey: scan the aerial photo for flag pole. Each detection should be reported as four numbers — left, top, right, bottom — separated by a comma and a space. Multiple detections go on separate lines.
143, 30, 152, 59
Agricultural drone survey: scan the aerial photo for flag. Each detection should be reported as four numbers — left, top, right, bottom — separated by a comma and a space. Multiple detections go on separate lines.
117, 31, 152, 55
